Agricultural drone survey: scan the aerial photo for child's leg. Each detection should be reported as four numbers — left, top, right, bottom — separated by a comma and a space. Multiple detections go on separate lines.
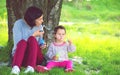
64, 60, 74, 72
58, 60, 74, 72
46, 61, 59, 70
58, 60, 73, 69
65, 60, 73, 69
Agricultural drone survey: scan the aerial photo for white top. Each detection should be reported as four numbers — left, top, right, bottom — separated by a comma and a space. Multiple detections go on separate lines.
45, 42, 76, 62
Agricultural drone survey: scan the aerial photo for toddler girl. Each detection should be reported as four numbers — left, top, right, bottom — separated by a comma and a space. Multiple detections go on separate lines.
36, 25, 76, 72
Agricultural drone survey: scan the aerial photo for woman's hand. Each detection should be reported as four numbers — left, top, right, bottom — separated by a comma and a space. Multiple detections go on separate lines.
40, 43, 47, 49
32, 30, 44, 37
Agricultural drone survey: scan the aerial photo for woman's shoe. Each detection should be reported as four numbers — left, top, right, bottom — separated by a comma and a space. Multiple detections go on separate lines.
11, 65, 20, 75
24, 66, 34, 73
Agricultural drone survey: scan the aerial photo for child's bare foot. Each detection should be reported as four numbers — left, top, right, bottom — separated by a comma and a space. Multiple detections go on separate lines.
65, 68, 74, 72
35, 65, 48, 73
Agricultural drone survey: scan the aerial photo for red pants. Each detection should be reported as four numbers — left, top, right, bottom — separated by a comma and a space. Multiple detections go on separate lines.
12, 36, 44, 68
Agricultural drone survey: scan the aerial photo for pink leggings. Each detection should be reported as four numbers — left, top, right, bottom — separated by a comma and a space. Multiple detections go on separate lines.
46, 60, 73, 70
12, 36, 44, 68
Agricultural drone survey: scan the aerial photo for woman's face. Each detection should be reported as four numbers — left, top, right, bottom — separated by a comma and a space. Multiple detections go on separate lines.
35, 15, 44, 26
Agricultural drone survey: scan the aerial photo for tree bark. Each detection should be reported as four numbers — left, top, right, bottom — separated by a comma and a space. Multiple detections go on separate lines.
6, 0, 63, 46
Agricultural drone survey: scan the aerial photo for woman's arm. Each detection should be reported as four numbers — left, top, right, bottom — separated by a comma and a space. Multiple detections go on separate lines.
13, 20, 23, 47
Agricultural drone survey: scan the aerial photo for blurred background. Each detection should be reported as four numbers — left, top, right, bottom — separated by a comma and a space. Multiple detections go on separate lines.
0, 0, 120, 75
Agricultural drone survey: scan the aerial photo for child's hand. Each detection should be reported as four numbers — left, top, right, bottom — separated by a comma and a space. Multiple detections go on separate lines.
67, 39, 72, 45
52, 55, 59, 61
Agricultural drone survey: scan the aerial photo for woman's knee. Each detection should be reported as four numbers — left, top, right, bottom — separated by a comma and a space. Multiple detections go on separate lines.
28, 36, 37, 43
17, 40, 27, 46
28, 36, 35, 40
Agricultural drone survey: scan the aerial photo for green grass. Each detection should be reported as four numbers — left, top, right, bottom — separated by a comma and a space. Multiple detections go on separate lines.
63, 22, 120, 75
0, 0, 8, 46
0, 22, 8, 46
60, 0, 120, 22
0, 0, 120, 75
1, 22, 120, 75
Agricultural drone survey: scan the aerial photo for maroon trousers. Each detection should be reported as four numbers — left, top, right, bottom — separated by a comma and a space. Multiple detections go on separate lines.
12, 36, 44, 68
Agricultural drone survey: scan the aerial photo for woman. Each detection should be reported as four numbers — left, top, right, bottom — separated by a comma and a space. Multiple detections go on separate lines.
11, 6, 46, 75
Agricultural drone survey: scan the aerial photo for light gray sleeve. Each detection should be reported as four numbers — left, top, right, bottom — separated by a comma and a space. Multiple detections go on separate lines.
67, 43, 76, 52
12, 21, 23, 55
13, 21, 23, 49
46, 43, 55, 59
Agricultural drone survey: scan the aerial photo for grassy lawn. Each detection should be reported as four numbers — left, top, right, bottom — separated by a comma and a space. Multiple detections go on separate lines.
0, 0, 120, 75
0, 22, 120, 75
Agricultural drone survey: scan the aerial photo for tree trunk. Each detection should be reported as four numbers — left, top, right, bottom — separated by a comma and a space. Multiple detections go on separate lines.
6, 0, 63, 47
6, 0, 63, 65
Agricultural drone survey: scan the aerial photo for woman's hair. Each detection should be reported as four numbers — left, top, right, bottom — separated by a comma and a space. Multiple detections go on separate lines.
54, 25, 66, 34
24, 6, 43, 27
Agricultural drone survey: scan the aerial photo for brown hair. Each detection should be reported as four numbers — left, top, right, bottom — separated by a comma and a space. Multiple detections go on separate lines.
54, 25, 66, 34
24, 6, 43, 28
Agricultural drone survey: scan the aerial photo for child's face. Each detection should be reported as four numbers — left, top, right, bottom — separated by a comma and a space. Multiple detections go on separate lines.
54, 29, 66, 42
35, 15, 44, 26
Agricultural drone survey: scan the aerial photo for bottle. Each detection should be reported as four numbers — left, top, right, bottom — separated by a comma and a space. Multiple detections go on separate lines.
39, 37, 45, 46
39, 25, 45, 46
39, 30, 45, 46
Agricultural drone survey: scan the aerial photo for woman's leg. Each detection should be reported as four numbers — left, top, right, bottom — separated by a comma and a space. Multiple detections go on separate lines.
22, 36, 39, 68
36, 47, 44, 65
12, 40, 27, 68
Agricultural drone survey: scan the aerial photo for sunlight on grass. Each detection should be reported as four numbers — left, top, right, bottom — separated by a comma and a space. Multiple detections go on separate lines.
0, 16, 8, 46
0, 0, 120, 75
0, 6, 8, 46
63, 22, 120, 75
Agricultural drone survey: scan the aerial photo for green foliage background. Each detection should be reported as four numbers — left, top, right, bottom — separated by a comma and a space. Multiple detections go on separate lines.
0, 0, 120, 75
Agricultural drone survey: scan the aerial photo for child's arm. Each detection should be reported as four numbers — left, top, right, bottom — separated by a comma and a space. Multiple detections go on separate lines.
67, 39, 76, 52
46, 43, 56, 60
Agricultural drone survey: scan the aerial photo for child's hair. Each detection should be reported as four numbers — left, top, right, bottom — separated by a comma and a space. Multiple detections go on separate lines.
54, 25, 66, 34
24, 6, 43, 28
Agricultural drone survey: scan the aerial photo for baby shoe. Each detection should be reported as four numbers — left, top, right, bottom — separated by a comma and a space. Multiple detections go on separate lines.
35, 65, 48, 73
65, 68, 74, 72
